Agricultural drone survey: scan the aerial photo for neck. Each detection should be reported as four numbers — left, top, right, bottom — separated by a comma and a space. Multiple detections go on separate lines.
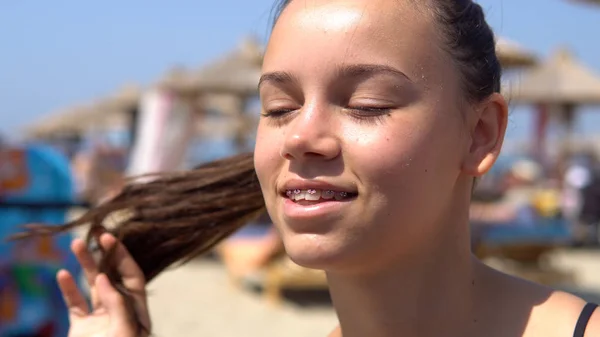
327, 215, 480, 337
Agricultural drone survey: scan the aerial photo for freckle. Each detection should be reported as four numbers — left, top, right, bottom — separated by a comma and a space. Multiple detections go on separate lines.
425, 169, 428, 173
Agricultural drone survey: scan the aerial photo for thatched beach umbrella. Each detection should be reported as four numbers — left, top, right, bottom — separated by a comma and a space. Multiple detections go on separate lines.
25, 104, 131, 139
158, 37, 263, 97
155, 37, 263, 150
25, 84, 142, 139
24, 105, 95, 138
156, 66, 196, 97
496, 37, 538, 68
104, 84, 142, 111
507, 49, 600, 104
506, 48, 600, 160
98, 84, 143, 145
192, 38, 263, 95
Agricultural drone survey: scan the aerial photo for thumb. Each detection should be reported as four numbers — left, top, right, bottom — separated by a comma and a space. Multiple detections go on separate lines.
95, 273, 131, 324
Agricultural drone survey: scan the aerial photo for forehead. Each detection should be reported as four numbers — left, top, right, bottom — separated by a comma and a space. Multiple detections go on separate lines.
264, 0, 444, 79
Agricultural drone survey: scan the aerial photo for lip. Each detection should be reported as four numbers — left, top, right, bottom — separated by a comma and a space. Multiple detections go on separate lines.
278, 179, 358, 228
279, 178, 357, 196
283, 197, 351, 222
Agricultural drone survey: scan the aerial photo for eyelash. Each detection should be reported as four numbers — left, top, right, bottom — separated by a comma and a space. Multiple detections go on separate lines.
347, 107, 391, 124
261, 106, 392, 124
260, 109, 296, 118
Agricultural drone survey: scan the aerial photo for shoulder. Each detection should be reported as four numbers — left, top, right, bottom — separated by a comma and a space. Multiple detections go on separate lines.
557, 293, 600, 337
486, 268, 598, 337
579, 303, 600, 337
526, 289, 600, 337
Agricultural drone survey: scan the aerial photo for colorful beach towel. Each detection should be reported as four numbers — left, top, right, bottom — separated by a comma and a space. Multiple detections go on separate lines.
0, 144, 81, 337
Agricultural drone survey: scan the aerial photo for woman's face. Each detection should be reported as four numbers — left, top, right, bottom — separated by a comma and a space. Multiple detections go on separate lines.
254, 0, 505, 272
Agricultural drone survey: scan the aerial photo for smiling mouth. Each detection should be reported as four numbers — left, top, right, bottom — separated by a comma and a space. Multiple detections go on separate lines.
284, 189, 358, 203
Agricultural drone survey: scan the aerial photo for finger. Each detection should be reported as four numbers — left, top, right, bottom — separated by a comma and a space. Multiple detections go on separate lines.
96, 273, 152, 334
71, 238, 100, 308
95, 273, 131, 323
99, 233, 146, 291
99, 233, 152, 330
71, 238, 99, 286
56, 269, 89, 316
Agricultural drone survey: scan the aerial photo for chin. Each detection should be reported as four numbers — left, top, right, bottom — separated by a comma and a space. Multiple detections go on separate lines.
282, 232, 357, 271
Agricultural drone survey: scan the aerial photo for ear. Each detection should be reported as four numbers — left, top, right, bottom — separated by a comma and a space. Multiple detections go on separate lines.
462, 93, 508, 177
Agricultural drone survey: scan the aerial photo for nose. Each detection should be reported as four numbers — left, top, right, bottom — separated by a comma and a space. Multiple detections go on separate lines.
281, 103, 341, 161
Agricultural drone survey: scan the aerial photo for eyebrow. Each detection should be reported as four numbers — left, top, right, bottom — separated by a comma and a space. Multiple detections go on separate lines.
258, 63, 412, 90
335, 64, 412, 83
258, 71, 298, 90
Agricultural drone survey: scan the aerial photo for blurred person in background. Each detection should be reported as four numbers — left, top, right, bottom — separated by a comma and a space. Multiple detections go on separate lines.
578, 154, 600, 246
470, 159, 545, 225
562, 150, 598, 246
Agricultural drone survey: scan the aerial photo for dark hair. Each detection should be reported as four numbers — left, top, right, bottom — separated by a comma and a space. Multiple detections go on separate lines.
10, 1, 500, 334
429, 0, 502, 101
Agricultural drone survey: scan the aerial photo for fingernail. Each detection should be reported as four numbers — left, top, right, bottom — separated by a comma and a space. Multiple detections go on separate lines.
100, 232, 117, 243
96, 273, 110, 290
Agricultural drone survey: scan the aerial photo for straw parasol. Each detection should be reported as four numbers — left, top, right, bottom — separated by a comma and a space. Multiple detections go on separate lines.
156, 66, 196, 97
506, 48, 600, 160
507, 48, 600, 105
155, 37, 263, 150
496, 37, 538, 68
158, 37, 263, 97
24, 104, 131, 138
24, 84, 142, 138
191, 37, 263, 95
24, 105, 93, 138
104, 84, 142, 111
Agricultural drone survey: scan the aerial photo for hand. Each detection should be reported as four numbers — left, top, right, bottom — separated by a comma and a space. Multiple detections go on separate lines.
57, 233, 151, 337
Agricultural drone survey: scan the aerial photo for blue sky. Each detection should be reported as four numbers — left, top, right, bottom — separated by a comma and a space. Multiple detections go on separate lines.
1, 0, 599, 139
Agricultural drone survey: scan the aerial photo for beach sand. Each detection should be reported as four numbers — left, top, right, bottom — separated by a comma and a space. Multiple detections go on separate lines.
146, 258, 337, 337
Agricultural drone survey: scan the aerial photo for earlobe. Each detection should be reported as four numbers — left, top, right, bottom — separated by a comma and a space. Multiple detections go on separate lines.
461, 93, 508, 177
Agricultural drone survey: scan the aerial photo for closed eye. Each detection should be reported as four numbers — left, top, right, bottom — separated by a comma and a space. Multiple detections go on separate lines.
261, 108, 299, 118
346, 106, 392, 124
348, 106, 392, 114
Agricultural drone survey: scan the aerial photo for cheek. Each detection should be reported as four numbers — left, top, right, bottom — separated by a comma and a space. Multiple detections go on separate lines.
342, 120, 430, 181
343, 113, 462, 197
254, 122, 283, 192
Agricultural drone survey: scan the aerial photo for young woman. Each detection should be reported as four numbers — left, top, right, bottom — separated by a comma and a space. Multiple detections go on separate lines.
17, 0, 600, 336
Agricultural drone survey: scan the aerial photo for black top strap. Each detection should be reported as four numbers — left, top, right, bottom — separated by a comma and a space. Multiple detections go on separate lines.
574, 303, 598, 337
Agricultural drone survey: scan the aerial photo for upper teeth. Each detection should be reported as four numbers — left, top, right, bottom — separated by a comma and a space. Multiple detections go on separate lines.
285, 189, 351, 201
